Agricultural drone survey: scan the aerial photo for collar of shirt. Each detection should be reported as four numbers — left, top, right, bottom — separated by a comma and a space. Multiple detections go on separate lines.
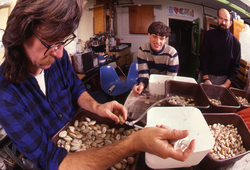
150, 44, 166, 55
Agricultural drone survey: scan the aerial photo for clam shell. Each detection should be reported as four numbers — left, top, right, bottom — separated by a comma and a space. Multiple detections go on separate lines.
59, 130, 67, 138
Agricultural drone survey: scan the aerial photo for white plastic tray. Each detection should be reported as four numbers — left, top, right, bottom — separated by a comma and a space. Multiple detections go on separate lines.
149, 74, 197, 95
145, 107, 214, 169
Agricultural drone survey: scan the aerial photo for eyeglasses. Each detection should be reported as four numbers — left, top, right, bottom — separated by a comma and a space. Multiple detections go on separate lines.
34, 33, 76, 55
218, 16, 229, 23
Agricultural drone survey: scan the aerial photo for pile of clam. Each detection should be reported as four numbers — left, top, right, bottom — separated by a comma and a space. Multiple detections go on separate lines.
168, 95, 195, 106
236, 96, 250, 106
209, 123, 246, 160
57, 117, 140, 170
209, 98, 222, 105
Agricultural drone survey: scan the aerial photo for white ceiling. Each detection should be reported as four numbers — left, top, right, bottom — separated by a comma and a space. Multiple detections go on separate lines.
175, 0, 250, 24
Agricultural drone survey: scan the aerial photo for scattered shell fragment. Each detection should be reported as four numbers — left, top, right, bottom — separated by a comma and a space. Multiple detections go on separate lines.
145, 101, 150, 104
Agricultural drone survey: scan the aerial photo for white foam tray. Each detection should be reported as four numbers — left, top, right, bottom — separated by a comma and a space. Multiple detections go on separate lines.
145, 107, 214, 169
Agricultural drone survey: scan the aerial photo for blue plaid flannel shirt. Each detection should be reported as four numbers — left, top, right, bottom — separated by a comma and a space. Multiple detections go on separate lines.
0, 49, 86, 169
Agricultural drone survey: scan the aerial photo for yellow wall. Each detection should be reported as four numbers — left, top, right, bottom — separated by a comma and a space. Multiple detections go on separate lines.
78, 0, 95, 42
0, 0, 16, 65
0, 7, 8, 30
0, 6, 9, 64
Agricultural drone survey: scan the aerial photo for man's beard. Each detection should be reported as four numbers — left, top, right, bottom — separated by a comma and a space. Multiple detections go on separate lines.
219, 24, 228, 31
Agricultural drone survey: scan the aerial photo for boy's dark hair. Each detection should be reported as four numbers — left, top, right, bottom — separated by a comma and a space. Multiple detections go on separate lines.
148, 21, 171, 37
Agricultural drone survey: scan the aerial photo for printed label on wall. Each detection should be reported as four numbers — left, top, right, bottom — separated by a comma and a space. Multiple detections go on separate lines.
167, 6, 195, 18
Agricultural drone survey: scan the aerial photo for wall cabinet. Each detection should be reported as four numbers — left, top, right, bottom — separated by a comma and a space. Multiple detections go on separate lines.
128, 5, 154, 34
93, 4, 116, 35
127, 5, 161, 34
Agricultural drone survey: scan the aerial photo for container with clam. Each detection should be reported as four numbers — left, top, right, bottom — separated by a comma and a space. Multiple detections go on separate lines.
200, 83, 240, 113
199, 113, 250, 169
51, 111, 145, 170
164, 80, 210, 112
146, 75, 250, 169
229, 87, 250, 111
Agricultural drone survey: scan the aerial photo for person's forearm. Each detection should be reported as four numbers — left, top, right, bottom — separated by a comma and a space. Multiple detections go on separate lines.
59, 125, 196, 169
222, 79, 231, 88
58, 134, 137, 170
77, 91, 101, 113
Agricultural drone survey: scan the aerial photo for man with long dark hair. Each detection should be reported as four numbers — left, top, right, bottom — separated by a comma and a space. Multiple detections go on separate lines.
0, 1, 195, 169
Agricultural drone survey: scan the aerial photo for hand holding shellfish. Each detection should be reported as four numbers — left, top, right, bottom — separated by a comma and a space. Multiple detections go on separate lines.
95, 100, 128, 124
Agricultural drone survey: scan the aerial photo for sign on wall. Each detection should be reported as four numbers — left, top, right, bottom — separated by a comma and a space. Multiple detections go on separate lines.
167, 6, 195, 18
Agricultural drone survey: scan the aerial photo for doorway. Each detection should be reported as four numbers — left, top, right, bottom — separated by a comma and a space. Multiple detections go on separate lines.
169, 19, 193, 77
